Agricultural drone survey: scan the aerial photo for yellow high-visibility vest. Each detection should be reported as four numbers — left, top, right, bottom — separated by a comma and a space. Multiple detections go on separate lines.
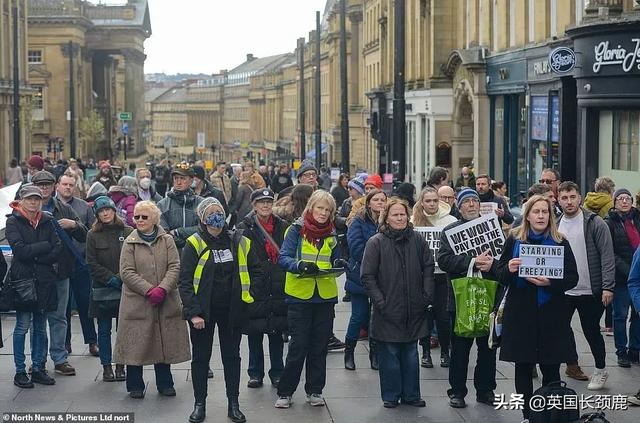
186, 232, 254, 304
284, 229, 338, 300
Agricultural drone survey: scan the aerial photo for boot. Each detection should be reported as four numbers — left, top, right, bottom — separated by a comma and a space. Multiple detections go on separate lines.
440, 350, 450, 368
102, 365, 115, 382
189, 402, 206, 423
421, 344, 433, 368
369, 339, 379, 370
227, 397, 246, 423
344, 339, 356, 370
114, 364, 126, 381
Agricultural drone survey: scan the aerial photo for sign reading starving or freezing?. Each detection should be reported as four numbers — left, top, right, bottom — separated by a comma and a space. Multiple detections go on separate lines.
414, 227, 441, 264
518, 245, 564, 279
445, 213, 506, 258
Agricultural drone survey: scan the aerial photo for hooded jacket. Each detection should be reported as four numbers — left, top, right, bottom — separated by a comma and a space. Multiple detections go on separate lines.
584, 192, 614, 219
108, 190, 137, 228
157, 188, 204, 249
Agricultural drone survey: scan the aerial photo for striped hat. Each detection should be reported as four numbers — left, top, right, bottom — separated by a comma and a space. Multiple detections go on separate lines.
456, 188, 480, 207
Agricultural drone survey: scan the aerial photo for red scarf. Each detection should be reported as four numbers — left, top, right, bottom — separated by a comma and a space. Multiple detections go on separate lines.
300, 211, 334, 248
257, 215, 279, 262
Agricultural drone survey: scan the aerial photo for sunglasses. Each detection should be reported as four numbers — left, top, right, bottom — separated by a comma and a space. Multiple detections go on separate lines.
133, 215, 149, 221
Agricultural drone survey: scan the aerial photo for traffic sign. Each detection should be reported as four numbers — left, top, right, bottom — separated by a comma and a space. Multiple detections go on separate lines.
119, 112, 132, 121
197, 132, 206, 149
122, 122, 129, 135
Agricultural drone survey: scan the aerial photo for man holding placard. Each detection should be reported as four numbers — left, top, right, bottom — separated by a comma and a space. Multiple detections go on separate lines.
476, 175, 513, 226
557, 181, 615, 390
438, 188, 501, 409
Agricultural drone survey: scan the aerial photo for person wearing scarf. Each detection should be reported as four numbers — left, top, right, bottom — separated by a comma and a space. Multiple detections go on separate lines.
604, 188, 640, 368
495, 195, 578, 422
275, 190, 343, 409
237, 188, 289, 391
361, 197, 435, 409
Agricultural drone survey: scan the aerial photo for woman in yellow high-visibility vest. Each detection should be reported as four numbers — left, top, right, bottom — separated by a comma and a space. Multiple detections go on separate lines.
274, 190, 345, 409
178, 197, 262, 423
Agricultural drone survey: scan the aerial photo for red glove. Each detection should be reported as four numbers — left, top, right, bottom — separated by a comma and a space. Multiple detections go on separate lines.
146, 286, 166, 306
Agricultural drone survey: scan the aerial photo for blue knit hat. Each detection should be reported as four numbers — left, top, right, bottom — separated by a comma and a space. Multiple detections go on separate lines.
348, 173, 368, 195
92, 195, 116, 216
456, 188, 480, 208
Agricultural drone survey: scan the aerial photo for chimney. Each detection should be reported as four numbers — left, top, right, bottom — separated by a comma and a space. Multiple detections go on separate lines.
584, 0, 623, 20
246, 54, 255, 62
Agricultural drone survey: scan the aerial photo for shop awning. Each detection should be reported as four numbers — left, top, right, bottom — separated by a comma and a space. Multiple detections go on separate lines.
305, 144, 328, 160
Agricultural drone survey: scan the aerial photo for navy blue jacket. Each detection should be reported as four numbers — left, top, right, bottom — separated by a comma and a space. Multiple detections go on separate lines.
345, 213, 378, 295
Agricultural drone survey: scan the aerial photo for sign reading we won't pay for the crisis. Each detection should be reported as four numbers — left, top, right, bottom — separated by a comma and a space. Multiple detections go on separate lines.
445, 213, 506, 258
414, 227, 442, 264
518, 244, 565, 279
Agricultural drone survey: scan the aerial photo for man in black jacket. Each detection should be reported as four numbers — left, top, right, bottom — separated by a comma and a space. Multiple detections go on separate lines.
437, 188, 499, 409
475, 174, 513, 226
32, 171, 87, 377
192, 165, 229, 215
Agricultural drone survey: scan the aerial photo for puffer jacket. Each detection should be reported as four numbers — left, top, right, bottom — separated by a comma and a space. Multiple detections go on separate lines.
109, 191, 137, 228
604, 207, 640, 286
345, 212, 378, 295
158, 188, 204, 249
5, 208, 63, 312
238, 212, 289, 334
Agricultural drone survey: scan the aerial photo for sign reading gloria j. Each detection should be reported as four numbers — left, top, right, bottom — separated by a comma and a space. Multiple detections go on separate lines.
445, 213, 506, 258
518, 244, 565, 279
414, 227, 442, 263
548, 46, 576, 74
593, 38, 640, 73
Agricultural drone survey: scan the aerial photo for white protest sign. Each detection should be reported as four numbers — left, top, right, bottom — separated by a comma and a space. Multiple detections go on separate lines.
480, 202, 499, 216
518, 244, 564, 279
414, 227, 442, 264
445, 213, 506, 258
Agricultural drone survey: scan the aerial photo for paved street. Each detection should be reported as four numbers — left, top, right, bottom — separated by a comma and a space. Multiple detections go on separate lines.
1, 281, 639, 423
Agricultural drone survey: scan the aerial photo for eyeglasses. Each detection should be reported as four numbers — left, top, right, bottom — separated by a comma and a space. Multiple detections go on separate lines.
440, 196, 455, 201
301, 172, 317, 178
133, 215, 149, 221
539, 179, 556, 185
616, 196, 633, 203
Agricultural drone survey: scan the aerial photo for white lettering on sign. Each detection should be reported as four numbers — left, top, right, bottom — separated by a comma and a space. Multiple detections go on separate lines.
593, 39, 640, 73
445, 213, 506, 258
534, 60, 551, 75
518, 244, 564, 279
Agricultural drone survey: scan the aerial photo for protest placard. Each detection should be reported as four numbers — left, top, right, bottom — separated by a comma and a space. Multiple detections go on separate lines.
414, 227, 442, 263
445, 213, 506, 258
518, 244, 564, 279
479, 202, 499, 216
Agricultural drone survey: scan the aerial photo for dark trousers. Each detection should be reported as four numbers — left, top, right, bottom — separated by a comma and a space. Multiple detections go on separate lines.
564, 295, 606, 369
448, 312, 497, 399
514, 363, 561, 419
421, 274, 451, 353
190, 311, 242, 402
377, 341, 421, 402
126, 363, 173, 392
345, 294, 370, 342
277, 302, 334, 397
247, 332, 284, 382
66, 266, 97, 345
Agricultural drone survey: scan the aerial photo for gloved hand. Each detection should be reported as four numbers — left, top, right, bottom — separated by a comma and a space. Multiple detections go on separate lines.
106, 276, 122, 290
146, 286, 166, 306
298, 261, 319, 275
333, 258, 349, 269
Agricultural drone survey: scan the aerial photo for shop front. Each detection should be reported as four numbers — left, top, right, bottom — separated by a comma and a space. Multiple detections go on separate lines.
569, 19, 640, 194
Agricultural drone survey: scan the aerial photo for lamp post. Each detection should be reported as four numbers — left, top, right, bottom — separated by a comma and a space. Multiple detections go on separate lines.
339, 0, 350, 173
298, 37, 306, 160
314, 11, 322, 171
12, 1, 20, 160
392, 0, 406, 182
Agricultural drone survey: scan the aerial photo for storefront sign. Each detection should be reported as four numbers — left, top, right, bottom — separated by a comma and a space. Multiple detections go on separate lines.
548, 47, 576, 74
518, 245, 565, 279
593, 39, 640, 73
533, 60, 551, 76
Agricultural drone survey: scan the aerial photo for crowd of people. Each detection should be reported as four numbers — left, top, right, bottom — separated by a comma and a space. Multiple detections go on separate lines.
1, 155, 640, 423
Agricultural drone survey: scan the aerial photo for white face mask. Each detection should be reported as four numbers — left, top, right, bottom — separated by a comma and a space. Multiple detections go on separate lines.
139, 177, 151, 190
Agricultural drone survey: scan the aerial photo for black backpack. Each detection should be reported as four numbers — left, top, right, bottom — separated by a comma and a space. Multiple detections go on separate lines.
528, 381, 580, 423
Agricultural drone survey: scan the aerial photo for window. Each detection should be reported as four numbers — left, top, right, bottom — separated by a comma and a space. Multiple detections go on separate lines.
528, 0, 535, 43
28, 50, 43, 64
509, 0, 516, 47
612, 110, 640, 172
550, 0, 557, 37
32, 86, 44, 109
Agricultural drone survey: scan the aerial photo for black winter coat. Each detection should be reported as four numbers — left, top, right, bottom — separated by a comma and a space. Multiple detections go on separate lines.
271, 173, 293, 194
178, 226, 263, 329
86, 222, 134, 318
495, 235, 579, 364
237, 211, 288, 334
361, 226, 435, 343
5, 211, 63, 312
437, 218, 501, 313
604, 208, 640, 286
197, 179, 229, 215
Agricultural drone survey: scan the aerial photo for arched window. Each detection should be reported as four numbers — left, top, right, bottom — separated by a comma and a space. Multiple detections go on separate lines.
436, 143, 451, 168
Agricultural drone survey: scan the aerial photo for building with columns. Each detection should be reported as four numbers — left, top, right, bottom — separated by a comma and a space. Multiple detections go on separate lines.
27, 0, 151, 162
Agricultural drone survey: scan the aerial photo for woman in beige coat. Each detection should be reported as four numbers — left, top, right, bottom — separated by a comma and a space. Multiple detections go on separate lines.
113, 200, 190, 399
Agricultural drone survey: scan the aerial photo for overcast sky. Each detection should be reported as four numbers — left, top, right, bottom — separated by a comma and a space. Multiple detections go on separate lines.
138, 0, 328, 74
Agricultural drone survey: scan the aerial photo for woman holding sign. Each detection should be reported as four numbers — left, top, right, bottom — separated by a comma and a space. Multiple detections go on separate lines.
495, 195, 578, 422
343, 188, 387, 371
411, 187, 457, 368
361, 197, 435, 408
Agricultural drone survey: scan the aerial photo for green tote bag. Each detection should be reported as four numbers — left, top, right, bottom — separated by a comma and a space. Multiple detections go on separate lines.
451, 259, 498, 338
